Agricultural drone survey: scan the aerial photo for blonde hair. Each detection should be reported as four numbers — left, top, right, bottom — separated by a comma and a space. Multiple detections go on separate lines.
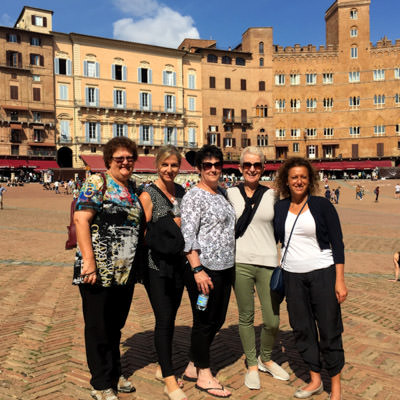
240, 146, 265, 166
155, 145, 182, 168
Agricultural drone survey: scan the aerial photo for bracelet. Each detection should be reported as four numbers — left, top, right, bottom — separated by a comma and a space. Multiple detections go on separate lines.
192, 265, 204, 274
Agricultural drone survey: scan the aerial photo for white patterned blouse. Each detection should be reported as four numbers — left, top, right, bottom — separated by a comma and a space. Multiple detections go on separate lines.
181, 186, 235, 270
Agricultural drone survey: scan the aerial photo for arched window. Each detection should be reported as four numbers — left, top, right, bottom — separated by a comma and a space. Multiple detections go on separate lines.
259, 58, 264, 67
221, 55, 232, 64
259, 42, 264, 54
236, 57, 245, 66
207, 54, 218, 63
350, 9, 358, 19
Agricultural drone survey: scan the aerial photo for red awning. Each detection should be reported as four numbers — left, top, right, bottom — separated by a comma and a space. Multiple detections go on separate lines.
2, 105, 29, 111
28, 142, 56, 147
80, 155, 196, 173
10, 123, 23, 130
265, 163, 283, 171
27, 160, 59, 170
80, 155, 106, 172
312, 160, 392, 170
223, 163, 239, 170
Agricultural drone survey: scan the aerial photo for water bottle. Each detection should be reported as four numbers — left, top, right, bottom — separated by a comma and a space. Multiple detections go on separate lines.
196, 293, 209, 311
171, 198, 180, 217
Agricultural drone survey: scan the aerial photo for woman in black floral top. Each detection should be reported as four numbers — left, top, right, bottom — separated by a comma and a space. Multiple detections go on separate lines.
181, 145, 235, 398
73, 137, 143, 400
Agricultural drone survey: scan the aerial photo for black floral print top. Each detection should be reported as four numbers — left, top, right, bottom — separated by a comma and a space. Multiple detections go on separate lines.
181, 186, 235, 270
72, 173, 143, 287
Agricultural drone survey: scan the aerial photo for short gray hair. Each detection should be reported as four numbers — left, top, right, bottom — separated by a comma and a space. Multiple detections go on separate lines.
240, 146, 265, 166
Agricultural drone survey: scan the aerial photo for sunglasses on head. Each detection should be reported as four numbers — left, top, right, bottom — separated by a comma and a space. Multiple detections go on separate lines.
201, 161, 223, 171
112, 156, 135, 164
242, 162, 263, 170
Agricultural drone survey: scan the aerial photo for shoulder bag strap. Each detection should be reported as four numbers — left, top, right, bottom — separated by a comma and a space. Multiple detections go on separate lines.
280, 196, 309, 268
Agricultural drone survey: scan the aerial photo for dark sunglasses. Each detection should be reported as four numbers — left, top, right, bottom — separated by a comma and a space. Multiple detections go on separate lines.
242, 162, 263, 170
201, 161, 223, 171
112, 156, 135, 164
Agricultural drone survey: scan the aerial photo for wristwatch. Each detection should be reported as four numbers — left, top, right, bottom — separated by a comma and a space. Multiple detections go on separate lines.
192, 265, 204, 273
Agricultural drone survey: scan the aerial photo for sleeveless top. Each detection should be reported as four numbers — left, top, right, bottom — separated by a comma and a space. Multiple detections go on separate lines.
144, 183, 185, 271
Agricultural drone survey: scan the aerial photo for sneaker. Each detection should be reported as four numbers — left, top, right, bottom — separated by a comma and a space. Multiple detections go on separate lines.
117, 375, 136, 393
90, 388, 118, 400
257, 356, 290, 381
244, 370, 260, 390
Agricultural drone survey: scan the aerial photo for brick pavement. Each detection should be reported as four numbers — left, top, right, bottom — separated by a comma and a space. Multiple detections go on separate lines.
0, 182, 399, 399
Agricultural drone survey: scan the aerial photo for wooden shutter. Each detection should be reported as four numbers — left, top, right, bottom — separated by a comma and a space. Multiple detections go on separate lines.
43, 17, 47, 27
33, 88, 41, 101
225, 78, 230, 89
315, 145, 319, 158
207, 133, 211, 145
10, 86, 18, 100
232, 138, 236, 148
241, 79, 247, 90
217, 133, 221, 147
40, 55, 44, 66
241, 109, 247, 122
17, 34, 21, 43
259, 81, 265, 91
209, 76, 215, 88
352, 144, 358, 158
31, 15, 36, 24
377, 143, 384, 157
18, 53, 22, 68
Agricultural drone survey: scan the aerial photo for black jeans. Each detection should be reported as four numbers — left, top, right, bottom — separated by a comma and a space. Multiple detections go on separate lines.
284, 265, 344, 377
145, 265, 185, 377
184, 266, 234, 369
79, 284, 134, 390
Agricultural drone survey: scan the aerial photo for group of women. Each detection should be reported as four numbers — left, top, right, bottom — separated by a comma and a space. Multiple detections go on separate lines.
73, 137, 347, 400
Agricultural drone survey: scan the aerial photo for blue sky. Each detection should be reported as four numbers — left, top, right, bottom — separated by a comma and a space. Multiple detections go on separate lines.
1, 0, 399, 49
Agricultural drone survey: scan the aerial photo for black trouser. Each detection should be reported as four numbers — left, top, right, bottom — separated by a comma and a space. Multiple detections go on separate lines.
284, 265, 344, 377
184, 266, 234, 369
145, 265, 185, 378
79, 284, 134, 390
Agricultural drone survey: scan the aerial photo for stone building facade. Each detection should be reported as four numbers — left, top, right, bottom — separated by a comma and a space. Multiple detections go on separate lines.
0, 7, 57, 171
0, 0, 399, 173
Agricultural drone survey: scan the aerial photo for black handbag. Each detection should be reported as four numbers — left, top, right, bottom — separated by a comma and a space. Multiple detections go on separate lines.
270, 198, 309, 299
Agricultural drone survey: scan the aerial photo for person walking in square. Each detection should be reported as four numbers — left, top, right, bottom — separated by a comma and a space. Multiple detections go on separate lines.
0, 184, 6, 209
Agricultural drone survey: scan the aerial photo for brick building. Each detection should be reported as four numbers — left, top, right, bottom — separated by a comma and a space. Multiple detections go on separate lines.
0, 7, 57, 174
180, 0, 399, 171
0, 0, 399, 175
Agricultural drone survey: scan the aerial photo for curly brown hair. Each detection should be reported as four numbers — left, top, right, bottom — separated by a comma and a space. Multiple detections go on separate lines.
275, 157, 319, 198
103, 137, 138, 169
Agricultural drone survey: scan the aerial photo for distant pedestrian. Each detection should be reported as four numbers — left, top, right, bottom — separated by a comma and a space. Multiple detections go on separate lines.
374, 186, 380, 202
389, 251, 400, 282
0, 184, 6, 209
395, 184, 400, 199
325, 187, 331, 200
54, 180, 60, 194
335, 187, 341, 204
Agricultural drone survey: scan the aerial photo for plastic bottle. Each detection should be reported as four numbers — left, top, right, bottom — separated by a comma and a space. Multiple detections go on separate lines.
171, 198, 180, 217
196, 293, 209, 311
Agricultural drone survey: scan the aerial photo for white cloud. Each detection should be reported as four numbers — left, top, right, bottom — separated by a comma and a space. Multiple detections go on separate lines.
0, 13, 13, 27
112, 0, 200, 48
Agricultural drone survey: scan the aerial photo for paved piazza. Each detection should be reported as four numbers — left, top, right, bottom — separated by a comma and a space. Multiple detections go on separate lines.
0, 180, 399, 399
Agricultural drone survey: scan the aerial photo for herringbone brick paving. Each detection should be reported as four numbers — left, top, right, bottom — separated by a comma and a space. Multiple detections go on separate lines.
0, 181, 399, 399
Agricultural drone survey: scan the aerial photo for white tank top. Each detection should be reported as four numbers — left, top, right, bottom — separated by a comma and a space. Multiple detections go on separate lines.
282, 209, 334, 273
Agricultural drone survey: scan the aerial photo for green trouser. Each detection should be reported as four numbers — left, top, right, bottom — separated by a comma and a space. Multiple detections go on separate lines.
234, 262, 281, 367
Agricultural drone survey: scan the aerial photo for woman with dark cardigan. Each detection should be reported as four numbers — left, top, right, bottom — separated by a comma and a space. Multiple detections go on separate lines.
273, 157, 347, 400
139, 145, 187, 400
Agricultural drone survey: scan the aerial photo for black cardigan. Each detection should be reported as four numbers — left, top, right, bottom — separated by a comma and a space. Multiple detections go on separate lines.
273, 195, 345, 264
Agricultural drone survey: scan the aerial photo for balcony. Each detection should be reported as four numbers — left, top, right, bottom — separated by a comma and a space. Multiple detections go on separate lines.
27, 149, 57, 157
75, 101, 184, 116
57, 135, 73, 144
222, 116, 252, 125
138, 139, 198, 148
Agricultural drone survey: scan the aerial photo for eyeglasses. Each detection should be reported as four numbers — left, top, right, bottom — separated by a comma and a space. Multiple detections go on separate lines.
242, 162, 263, 170
112, 156, 135, 164
201, 161, 223, 171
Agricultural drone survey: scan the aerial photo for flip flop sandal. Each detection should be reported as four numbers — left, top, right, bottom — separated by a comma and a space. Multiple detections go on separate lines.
195, 384, 231, 398
182, 374, 197, 383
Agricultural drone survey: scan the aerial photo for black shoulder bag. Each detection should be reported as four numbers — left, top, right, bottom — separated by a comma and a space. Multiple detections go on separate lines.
270, 198, 309, 299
